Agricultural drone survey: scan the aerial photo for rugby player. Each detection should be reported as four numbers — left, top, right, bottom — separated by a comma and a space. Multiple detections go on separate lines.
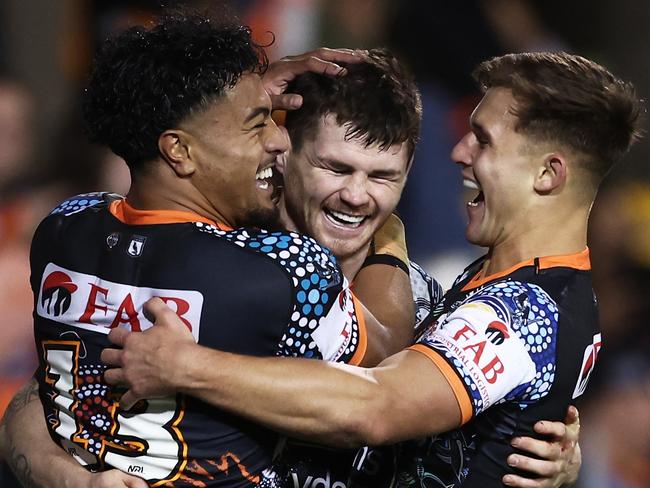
3, 46, 581, 487
102, 52, 642, 487
0, 12, 380, 488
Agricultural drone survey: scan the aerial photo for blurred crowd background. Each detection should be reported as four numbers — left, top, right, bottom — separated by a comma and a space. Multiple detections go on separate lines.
0, 1, 648, 486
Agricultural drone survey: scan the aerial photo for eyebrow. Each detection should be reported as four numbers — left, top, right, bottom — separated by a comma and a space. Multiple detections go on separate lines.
244, 106, 271, 125
321, 157, 403, 179
470, 120, 492, 143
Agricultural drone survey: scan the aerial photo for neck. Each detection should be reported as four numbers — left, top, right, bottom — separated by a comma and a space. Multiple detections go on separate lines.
126, 162, 233, 227
482, 204, 590, 277
337, 244, 371, 282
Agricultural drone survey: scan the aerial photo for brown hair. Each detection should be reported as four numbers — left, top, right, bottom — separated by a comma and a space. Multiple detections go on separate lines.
473, 52, 644, 178
284, 48, 422, 160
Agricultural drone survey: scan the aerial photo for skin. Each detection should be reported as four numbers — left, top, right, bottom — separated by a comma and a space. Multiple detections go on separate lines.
279, 114, 410, 278
101, 87, 587, 484
0, 71, 580, 487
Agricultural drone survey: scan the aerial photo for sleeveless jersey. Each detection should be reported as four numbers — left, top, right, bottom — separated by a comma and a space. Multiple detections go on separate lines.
31, 193, 367, 487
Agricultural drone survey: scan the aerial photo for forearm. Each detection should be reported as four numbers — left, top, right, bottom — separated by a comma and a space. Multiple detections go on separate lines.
353, 262, 415, 366
0, 379, 91, 488
171, 346, 458, 447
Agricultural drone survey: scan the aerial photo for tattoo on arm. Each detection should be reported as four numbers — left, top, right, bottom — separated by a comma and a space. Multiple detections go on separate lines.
1, 379, 40, 488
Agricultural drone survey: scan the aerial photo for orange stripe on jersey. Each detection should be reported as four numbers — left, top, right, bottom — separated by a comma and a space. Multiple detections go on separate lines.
347, 292, 368, 366
462, 247, 591, 291
408, 344, 473, 425
109, 199, 231, 229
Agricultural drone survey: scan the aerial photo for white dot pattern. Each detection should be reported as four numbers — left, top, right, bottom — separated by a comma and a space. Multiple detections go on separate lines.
195, 223, 361, 362
50, 192, 107, 216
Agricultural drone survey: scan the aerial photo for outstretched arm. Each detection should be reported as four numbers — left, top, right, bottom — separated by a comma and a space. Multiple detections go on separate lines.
0, 379, 147, 488
103, 298, 462, 447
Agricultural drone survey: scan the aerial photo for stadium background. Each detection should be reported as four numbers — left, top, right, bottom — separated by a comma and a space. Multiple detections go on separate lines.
0, 1, 648, 486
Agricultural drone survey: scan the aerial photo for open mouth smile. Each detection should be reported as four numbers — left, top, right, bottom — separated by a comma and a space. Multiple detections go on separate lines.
463, 178, 484, 207
324, 209, 368, 228
255, 165, 274, 190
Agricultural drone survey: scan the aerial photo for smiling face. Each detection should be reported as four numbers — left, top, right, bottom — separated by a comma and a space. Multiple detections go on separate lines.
179, 73, 288, 228
280, 114, 409, 263
451, 87, 539, 249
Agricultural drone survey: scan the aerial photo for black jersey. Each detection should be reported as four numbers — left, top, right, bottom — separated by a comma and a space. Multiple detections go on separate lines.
31, 193, 367, 487
278, 261, 444, 488
386, 250, 600, 487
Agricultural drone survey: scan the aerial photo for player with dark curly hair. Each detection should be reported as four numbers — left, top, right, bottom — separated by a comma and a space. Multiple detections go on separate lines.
103, 52, 643, 488
0, 11, 371, 488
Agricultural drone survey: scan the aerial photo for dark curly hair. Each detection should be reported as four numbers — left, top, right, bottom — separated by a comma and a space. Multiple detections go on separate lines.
284, 48, 422, 160
83, 12, 268, 168
474, 52, 644, 179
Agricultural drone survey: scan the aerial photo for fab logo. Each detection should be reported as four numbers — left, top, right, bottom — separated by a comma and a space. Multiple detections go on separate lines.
37, 263, 203, 340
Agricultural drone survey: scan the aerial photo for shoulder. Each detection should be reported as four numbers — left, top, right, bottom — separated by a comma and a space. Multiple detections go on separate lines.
48, 192, 121, 217
193, 224, 344, 289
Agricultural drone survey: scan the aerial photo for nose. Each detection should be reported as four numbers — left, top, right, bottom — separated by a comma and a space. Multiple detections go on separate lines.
263, 119, 290, 155
340, 172, 370, 208
450, 132, 474, 167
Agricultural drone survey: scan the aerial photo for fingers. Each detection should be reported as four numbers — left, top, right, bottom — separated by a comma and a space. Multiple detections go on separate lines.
512, 435, 562, 460
143, 296, 167, 323
270, 93, 303, 111
119, 389, 140, 411
100, 347, 122, 367
107, 327, 130, 347
103, 366, 125, 387
507, 453, 560, 478
565, 405, 580, 425
533, 420, 567, 440
503, 472, 550, 487
298, 47, 367, 64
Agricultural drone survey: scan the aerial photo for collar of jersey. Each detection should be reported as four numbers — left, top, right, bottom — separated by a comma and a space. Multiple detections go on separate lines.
462, 247, 591, 291
109, 199, 232, 230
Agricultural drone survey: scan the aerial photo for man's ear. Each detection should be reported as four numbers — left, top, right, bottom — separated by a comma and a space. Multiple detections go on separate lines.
158, 130, 196, 177
534, 154, 567, 194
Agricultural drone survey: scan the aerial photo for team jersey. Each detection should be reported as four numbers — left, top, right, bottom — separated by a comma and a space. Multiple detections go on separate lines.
383, 249, 601, 487
278, 261, 444, 488
31, 193, 367, 487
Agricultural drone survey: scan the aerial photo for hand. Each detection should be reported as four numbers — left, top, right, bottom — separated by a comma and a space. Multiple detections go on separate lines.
101, 297, 197, 410
263, 47, 367, 110
82, 469, 149, 488
503, 406, 582, 487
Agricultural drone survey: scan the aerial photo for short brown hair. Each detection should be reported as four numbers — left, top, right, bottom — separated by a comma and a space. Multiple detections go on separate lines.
473, 52, 644, 178
285, 48, 422, 160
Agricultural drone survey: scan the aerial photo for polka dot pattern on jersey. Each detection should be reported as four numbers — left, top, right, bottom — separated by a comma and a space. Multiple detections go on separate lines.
421, 279, 559, 415
50, 192, 106, 216
195, 223, 361, 362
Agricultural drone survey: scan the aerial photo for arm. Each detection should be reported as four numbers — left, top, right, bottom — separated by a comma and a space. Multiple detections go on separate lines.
103, 298, 462, 448
353, 214, 416, 365
0, 379, 146, 488
503, 406, 582, 488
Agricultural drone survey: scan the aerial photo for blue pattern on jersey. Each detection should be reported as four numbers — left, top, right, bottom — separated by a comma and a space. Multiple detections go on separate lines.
50, 192, 106, 216
434, 279, 559, 414
194, 223, 360, 360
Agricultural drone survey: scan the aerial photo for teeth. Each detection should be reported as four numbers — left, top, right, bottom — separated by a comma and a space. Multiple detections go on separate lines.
328, 210, 365, 224
257, 180, 269, 190
256, 167, 273, 180
463, 179, 480, 190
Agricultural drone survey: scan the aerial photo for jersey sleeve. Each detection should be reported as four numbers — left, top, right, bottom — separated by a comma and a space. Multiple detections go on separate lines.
409, 260, 444, 331
409, 280, 560, 420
